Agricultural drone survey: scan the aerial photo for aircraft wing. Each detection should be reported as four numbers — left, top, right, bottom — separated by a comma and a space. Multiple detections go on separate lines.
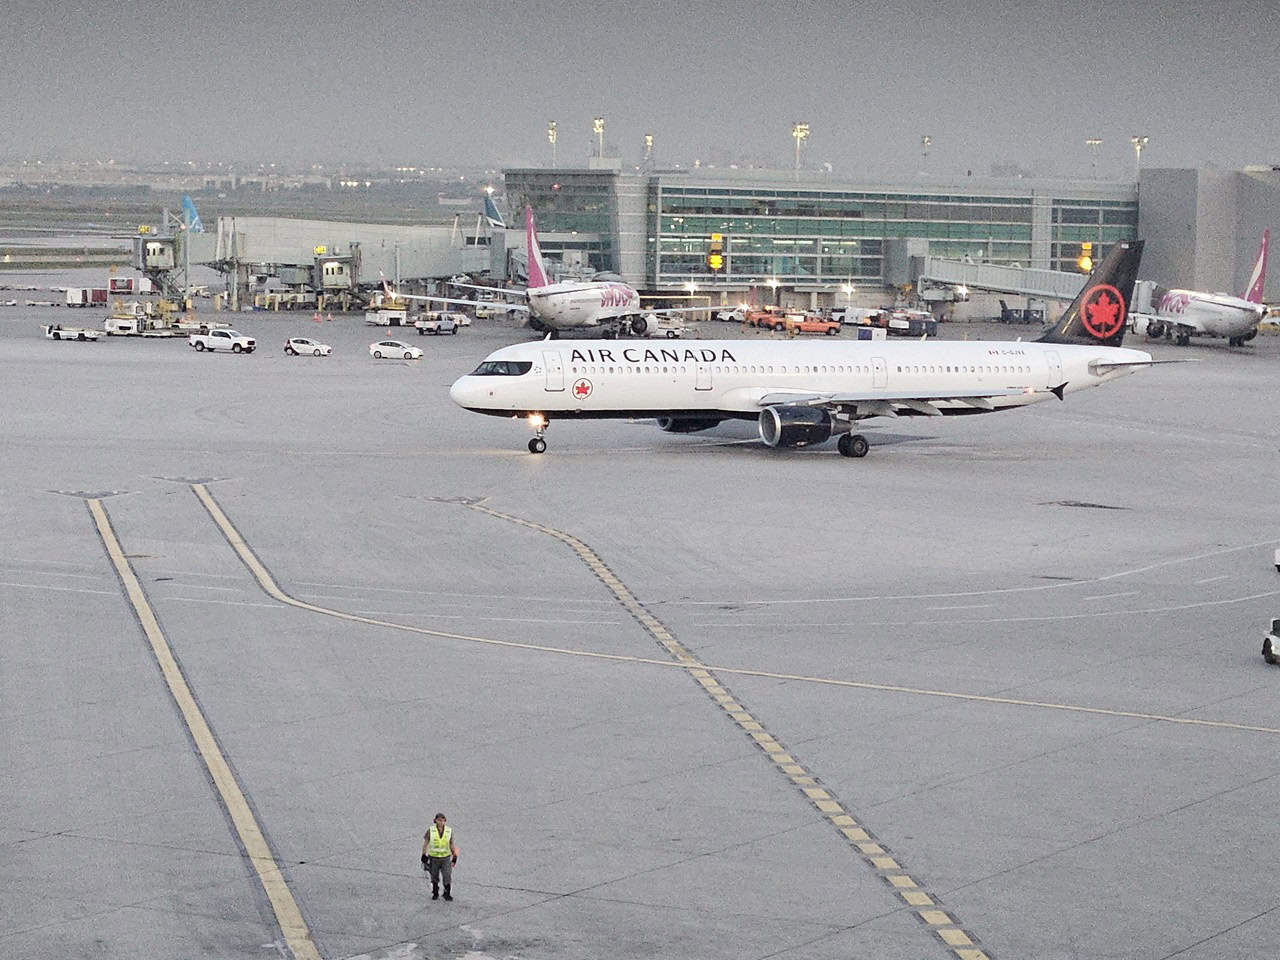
391, 293, 529, 312
643, 304, 728, 314
755, 386, 1040, 418
449, 281, 529, 299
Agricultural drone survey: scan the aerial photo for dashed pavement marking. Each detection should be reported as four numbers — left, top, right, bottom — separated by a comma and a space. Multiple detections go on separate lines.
87, 497, 322, 960
190, 487, 1280, 957
460, 500, 991, 958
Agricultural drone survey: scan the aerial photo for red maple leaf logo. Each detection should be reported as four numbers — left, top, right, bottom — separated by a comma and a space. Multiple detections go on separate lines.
573, 379, 592, 398
1080, 285, 1125, 339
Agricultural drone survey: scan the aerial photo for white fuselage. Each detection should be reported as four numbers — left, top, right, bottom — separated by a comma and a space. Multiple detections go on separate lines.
527, 280, 639, 330
1151, 288, 1265, 339
450, 338, 1152, 419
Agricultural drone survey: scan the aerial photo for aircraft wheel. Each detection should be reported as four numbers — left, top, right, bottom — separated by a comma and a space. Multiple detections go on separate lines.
839, 433, 869, 458
528, 437, 547, 454
1176, 332, 1190, 346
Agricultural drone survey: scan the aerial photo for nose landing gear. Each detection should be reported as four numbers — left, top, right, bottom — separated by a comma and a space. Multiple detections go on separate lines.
526, 414, 549, 454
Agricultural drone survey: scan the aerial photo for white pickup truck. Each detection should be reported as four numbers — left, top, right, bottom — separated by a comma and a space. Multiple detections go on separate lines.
415, 311, 462, 335
189, 328, 256, 353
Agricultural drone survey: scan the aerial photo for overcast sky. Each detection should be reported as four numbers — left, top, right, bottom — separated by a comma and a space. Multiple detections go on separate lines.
3, 0, 1277, 179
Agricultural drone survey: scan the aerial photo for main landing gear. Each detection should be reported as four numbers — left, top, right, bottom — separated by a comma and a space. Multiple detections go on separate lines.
837, 433, 870, 458
527, 414, 548, 454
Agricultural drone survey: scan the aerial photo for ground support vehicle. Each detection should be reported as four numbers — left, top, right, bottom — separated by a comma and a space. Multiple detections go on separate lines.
1265, 618, 1279, 664
43, 324, 100, 341
785, 315, 842, 336
415, 312, 461, 335
189, 329, 255, 353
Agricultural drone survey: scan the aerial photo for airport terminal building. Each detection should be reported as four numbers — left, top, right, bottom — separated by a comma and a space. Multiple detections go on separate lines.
503, 162, 1278, 306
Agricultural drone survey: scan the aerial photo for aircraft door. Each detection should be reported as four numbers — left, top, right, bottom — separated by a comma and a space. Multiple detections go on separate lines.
695, 364, 712, 391
542, 350, 564, 391
1044, 350, 1062, 388
871, 356, 887, 389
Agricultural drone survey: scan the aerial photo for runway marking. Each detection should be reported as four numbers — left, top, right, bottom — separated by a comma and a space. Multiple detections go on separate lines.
191, 484, 990, 956
927, 603, 994, 611
660, 537, 1280, 607
86, 499, 322, 960
455, 500, 991, 959
0, 579, 118, 597
1194, 575, 1229, 585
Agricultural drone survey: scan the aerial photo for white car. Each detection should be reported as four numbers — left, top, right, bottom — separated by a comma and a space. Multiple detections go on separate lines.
284, 337, 332, 356
369, 340, 422, 360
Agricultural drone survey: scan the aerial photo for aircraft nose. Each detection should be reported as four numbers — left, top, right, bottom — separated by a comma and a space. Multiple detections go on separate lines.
449, 375, 475, 408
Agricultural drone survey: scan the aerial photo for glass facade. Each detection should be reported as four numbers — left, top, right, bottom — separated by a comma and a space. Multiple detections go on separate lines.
653, 183, 1135, 287
1048, 199, 1140, 272
503, 169, 616, 272
504, 168, 1138, 290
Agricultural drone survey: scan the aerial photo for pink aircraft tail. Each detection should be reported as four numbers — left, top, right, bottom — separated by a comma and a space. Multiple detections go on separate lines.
525, 205, 550, 289
1243, 229, 1268, 303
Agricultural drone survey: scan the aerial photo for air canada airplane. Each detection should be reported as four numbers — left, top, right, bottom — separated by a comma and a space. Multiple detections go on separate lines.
451, 241, 1175, 457
395, 206, 660, 337
1133, 230, 1269, 346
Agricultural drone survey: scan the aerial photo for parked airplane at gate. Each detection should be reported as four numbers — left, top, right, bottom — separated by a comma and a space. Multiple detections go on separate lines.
394, 206, 659, 337
1133, 230, 1269, 346
451, 241, 1180, 457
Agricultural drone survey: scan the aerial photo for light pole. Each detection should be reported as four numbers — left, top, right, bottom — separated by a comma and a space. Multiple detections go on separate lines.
593, 117, 605, 158
643, 134, 653, 165
768, 277, 779, 306
547, 121, 557, 167
842, 282, 854, 311
1085, 137, 1102, 178
791, 122, 809, 179
1130, 135, 1149, 181
920, 135, 932, 169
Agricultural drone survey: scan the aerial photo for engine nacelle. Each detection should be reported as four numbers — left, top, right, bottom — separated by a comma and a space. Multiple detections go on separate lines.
758, 406, 833, 448
657, 416, 722, 433
630, 314, 648, 335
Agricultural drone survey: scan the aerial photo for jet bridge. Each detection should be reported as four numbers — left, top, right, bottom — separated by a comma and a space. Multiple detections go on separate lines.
916, 256, 1086, 301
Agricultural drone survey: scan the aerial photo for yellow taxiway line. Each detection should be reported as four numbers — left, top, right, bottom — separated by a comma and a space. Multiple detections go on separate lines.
88, 498, 322, 960
189, 484, 1280, 959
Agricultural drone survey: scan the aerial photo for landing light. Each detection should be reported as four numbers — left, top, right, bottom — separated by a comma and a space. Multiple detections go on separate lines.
528, 413, 546, 429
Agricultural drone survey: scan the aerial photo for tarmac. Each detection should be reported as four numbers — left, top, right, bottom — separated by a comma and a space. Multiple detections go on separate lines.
2, 300, 1279, 960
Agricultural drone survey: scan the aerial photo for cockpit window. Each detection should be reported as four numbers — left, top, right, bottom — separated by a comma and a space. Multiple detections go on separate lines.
470, 360, 533, 376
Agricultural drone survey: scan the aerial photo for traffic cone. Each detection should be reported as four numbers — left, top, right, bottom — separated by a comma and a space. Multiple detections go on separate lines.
326, 312, 333, 322
312, 311, 322, 323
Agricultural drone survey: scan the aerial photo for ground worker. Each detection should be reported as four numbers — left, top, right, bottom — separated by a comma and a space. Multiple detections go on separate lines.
420, 812, 459, 901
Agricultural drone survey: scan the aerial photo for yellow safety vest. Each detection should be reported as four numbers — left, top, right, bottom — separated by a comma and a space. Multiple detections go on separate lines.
427, 825, 452, 858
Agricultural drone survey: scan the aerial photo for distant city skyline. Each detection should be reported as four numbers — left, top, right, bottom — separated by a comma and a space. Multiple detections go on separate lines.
2, 0, 1277, 180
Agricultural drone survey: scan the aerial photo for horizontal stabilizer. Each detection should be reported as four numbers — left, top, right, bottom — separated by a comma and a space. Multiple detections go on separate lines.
1088, 358, 1198, 372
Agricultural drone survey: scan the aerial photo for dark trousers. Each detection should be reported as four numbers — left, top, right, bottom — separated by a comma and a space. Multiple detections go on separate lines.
427, 856, 452, 887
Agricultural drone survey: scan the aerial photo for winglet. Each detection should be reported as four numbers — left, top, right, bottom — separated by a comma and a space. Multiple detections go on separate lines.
1050, 382, 1067, 400
525, 206, 550, 290
1243, 229, 1268, 304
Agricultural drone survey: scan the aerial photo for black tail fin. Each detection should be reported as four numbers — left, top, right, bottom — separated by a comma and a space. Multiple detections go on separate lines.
1037, 240, 1143, 347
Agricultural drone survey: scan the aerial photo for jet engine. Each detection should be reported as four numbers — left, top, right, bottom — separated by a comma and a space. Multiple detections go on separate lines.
657, 417, 723, 433
758, 406, 833, 448
630, 314, 649, 335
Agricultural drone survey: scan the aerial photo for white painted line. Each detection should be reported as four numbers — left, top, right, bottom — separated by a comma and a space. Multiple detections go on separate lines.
1194, 575, 1229, 585
1083, 591, 1140, 601
0, 579, 118, 597
661, 537, 1280, 607
926, 603, 994, 611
